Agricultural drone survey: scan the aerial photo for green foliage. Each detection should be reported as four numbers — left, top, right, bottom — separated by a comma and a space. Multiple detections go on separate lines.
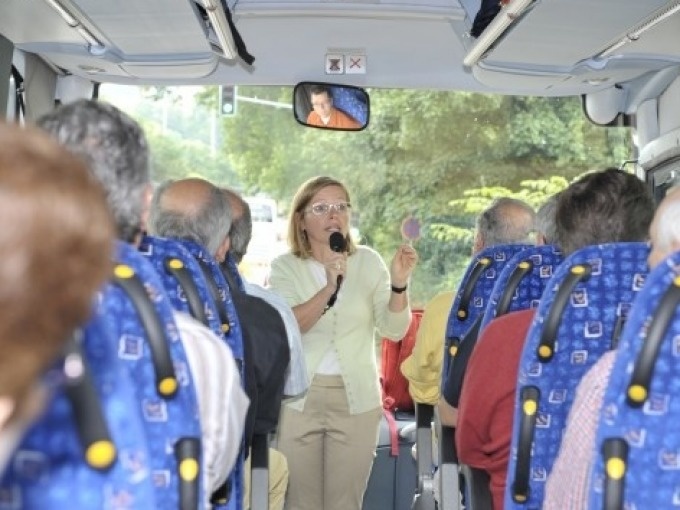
104, 85, 633, 306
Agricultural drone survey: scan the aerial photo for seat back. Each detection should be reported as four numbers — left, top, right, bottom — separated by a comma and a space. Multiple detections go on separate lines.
107, 241, 203, 509
443, 243, 531, 379
505, 242, 649, 509
139, 235, 246, 509
588, 251, 680, 510
480, 245, 563, 331
0, 302, 157, 508
175, 239, 245, 510
331, 85, 367, 124
139, 235, 224, 338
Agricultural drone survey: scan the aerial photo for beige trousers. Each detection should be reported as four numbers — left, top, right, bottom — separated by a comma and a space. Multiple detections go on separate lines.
243, 447, 289, 510
277, 374, 382, 510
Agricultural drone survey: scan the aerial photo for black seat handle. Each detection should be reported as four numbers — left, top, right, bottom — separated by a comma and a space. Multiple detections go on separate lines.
496, 259, 533, 318
511, 385, 540, 503
537, 264, 591, 362
163, 257, 209, 327
626, 278, 680, 407
602, 438, 628, 510
175, 437, 201, 510
113, 264, 178, 398
456, 257, 491, 322
197, 259, 231, 335
63, 331, 116, 471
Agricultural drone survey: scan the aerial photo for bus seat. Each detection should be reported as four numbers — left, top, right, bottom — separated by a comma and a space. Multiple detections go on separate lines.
174, 239, 246, 510
139, 235, 224, 338
505, 242, 649, 509
0, 311, 157, 508
480, 245, 563, 331
438, 244, 529, 510
443, 244, 531, 380
588, 251, 680, 510
108, 241, 204, 510
454, 245, 563, 507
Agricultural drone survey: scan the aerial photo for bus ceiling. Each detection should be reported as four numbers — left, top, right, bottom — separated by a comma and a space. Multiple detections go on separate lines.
0, 0, 679, 101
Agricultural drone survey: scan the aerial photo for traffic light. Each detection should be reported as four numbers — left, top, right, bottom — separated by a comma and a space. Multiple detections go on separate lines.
220, 85, 237, 115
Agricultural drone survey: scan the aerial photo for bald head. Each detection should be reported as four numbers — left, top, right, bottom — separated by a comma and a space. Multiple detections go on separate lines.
158, 178, 216, 215
149, 178, 232, 260
648, 187, 680, 269
474, 197, 535, 253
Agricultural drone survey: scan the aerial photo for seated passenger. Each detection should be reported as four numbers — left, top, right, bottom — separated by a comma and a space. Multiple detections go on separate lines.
223, 187, 300, 510
0, 122, 115, 473
150, 178, 292, 510
455, 169, 654, 509
542, 185, 680, 509
37, 100, 249, 508
437, 197, 536, 428
400, 290, 453, 406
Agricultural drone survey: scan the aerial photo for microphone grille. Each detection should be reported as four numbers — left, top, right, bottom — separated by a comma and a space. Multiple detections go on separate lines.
329, 232, 346, 252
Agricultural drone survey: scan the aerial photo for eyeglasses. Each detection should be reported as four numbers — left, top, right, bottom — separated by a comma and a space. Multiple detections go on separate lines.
305, 201, 351, 216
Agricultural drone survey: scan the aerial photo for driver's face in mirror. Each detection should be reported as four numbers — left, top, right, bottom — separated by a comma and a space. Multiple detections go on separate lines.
311, 91, 334, 123
294, 82, 368, 131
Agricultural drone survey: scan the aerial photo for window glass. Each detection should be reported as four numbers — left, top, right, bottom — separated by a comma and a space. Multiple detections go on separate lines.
101, 85, 633, 306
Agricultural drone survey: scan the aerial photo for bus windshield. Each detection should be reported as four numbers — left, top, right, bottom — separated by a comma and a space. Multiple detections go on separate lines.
100, 84, 633, 306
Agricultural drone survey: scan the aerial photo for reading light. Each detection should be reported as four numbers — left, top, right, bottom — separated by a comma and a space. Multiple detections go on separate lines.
463, 0, 536, 68
599, 1, 680, 58
200, 0, 238, 60
44, 0, 78, 27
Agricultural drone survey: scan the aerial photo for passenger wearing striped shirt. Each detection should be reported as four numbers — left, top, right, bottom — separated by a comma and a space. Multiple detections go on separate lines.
543, 183, 677, 510
37, 99, 249, 509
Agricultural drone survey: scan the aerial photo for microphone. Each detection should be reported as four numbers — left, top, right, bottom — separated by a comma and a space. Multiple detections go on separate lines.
329, 232, 346, 287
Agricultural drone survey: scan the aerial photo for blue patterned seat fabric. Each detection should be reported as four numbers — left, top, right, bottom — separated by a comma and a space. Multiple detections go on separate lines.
174, 239, 245, 510
442, 244, 531, 380
106, 241, 203, 509
139, 235, 224, 339
588, 251, 680, 510
480, 245, 563, 331
175, 239, 245, 365
0, 307, 157, 509
505, 242, 649, 510
331, 86, 368, 125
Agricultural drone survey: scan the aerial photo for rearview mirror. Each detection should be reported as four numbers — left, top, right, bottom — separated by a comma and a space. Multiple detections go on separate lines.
293, 82, 369, 131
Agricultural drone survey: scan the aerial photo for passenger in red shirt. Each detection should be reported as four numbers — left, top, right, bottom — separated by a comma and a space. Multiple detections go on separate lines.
455, 168, 654, 509
456, 309, 535, 510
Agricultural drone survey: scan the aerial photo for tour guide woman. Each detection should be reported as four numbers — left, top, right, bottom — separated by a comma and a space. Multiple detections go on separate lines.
269, 176, 418, 510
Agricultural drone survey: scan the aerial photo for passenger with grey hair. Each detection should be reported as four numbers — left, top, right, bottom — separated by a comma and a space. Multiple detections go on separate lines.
150, 179, 291, 510
37, 100, 248, 509
473, 196, 536, 253
219, 188, 308, 510
150, 178, 233, 262
438, 196, 536, 428
220, 188, 309, 398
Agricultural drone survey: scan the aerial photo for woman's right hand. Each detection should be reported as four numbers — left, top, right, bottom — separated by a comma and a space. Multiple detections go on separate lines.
324, 252, 347, 290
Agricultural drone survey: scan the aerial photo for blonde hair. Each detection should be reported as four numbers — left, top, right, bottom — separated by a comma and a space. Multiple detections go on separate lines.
287, 176, 357, 258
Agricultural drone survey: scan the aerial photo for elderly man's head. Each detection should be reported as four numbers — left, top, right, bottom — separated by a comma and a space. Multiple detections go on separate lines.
474, 197, 536, 254
149, 178, 232, 262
